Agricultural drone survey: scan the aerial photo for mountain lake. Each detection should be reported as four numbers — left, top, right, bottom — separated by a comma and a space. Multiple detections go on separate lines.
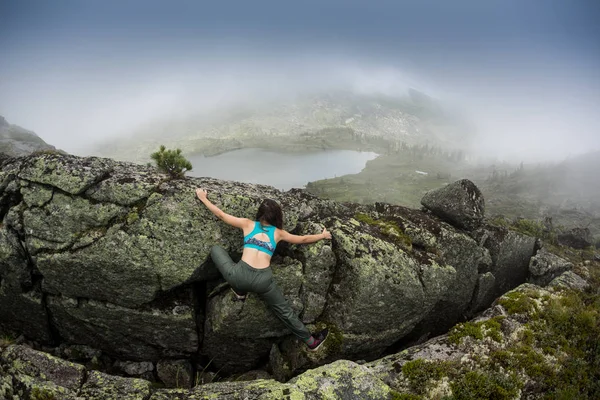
187, 148, 378, 191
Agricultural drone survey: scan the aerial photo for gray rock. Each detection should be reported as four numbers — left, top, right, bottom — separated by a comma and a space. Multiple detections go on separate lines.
366, 335, 466, 391
470, 272, 497, 314
19, 153, 114, 195
114, 360, 155, 376
289, 359, 396, 400
528, 247, 573, 286
293, 221, 337, 323
1, 345, 85, 391
548, 271, 590, 291
229, 369, 272, 382
80, 370, 153, 400
414, 226, 486, 335
59, 343, 102, 361
0, 228, 52, 343
0, 116, 56, 157
48, 292, 198, 361
421, 179, 485, 231
481, 227, 538, 299
38, 230, 162, 307
149, 380, 292, 400
0, 153, 541, 376
269, 343, 292, 383
557, 227, 592, 249
322, 213, 458, 360
24, 192, 125, 256
157, 359, 194, 388
152, 360, 395, 400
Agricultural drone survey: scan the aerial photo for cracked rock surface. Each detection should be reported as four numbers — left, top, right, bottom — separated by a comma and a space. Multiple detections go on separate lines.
1, 153, 540, 379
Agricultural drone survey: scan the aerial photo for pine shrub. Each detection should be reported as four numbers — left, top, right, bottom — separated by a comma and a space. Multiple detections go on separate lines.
150, 145, 193, 179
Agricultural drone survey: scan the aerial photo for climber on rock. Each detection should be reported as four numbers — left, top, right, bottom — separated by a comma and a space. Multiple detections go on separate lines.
196, 188, 331, 351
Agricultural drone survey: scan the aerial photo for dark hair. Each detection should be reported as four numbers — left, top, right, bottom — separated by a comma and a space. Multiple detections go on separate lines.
256, 198, 283, 229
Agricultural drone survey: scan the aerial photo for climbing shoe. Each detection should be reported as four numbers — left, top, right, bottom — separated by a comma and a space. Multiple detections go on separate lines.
307, 328, 329, 352
231, 288, 247, 302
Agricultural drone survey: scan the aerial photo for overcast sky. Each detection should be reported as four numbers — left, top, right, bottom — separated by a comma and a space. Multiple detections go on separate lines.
1, 0, 599, 161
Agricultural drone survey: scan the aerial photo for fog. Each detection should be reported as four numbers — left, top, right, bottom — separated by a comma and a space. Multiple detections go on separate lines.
1, 0, 598, 162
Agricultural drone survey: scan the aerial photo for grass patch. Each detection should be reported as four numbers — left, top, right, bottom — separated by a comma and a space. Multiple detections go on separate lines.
0, 332, 15, 348
449, 370, 521, 400
492, 271, 600, 397
401, 359, 458, 395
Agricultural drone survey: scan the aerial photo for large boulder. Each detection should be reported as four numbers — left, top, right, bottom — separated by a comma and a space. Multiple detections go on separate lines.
0, 153, 538, 377
80, 370, 153, 399
528, 247, 573, 286
322, 213, 456, 360
476, 225, 538, 299
421, 179, 485, 231
47, 290, 199, 361
557, 227, 592, 249
0, 345, 85, 399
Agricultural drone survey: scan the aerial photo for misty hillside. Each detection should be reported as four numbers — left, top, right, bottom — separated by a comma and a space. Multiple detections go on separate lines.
0, 115, 56, 157
481, 151, 600, 232
95, 90, 471, 162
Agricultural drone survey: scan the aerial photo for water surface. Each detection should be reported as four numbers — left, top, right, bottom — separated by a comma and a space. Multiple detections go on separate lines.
188, 148, 378, 190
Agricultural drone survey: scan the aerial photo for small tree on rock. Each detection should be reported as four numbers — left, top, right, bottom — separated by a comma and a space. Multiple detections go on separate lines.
151, 145, 193, 179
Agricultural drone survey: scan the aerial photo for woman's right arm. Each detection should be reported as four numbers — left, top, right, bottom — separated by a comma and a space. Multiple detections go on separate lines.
278, 227, 332, 245
196, 188, 252, 230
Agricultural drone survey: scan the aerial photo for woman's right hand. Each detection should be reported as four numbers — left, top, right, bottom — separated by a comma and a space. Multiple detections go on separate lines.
196, 188, 208, 201
322, 227, 332, 240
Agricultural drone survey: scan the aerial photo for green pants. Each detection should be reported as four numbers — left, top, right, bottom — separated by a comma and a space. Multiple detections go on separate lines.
210, 245, 311, 341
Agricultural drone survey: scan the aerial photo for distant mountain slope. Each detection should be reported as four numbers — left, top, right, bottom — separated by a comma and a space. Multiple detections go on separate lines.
0, 115, 57, 157
95, 90, 471, 162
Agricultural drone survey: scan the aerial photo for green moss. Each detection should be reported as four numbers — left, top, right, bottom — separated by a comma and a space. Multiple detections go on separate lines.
30, 387, 57, 400
355, 213, 379, 225
449, 322, 482, 343
498, 290, 539, 315
354, 213, 412, 251
448, 316, 505, 344
449, 371, 521, 400
126, 211, 139, 224
390, 391, 422, 400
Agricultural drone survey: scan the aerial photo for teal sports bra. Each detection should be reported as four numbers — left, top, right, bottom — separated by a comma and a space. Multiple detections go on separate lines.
243, 221, 277, 256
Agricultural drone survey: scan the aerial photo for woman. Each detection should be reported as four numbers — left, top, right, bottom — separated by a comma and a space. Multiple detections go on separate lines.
196, 188, 332, 351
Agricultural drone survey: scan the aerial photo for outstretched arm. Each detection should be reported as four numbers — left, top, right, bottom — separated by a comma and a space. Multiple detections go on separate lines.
278, 227, 332, 245
196, 188, 252, 230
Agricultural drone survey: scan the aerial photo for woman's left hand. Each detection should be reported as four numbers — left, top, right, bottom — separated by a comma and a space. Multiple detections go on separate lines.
196, 188, 208, 201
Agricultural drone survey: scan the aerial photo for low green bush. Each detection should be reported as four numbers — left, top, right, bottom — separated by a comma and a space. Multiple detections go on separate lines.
150, 145, 193, 179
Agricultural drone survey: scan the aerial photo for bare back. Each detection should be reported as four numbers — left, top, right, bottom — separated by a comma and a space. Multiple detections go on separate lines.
241, 223, 282, 269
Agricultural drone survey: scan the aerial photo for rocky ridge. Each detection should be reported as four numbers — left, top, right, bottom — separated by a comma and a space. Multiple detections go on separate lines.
0, 153, 584, 399
2, 257, 596, 399
0, 116, 57, 157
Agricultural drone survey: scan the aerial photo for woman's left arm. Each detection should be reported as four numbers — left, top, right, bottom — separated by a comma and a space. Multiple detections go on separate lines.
196, 188, 252, 230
